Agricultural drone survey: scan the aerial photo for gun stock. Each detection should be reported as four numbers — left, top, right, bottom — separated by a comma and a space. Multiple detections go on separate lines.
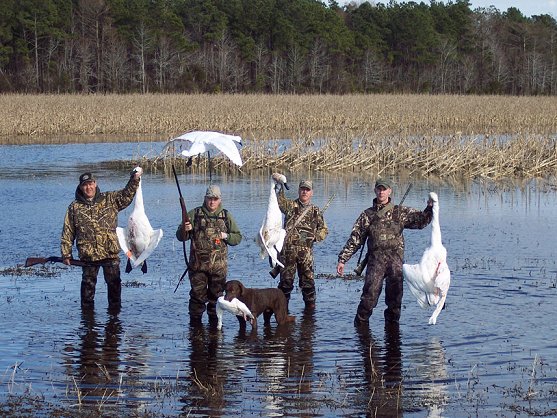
179, 196, 191, 225
25, 256, 113, 268
353, 253, 369, 276
172, 164, 191, 293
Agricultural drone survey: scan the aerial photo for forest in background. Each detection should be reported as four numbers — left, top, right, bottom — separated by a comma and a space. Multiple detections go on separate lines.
0, 0, 556, 95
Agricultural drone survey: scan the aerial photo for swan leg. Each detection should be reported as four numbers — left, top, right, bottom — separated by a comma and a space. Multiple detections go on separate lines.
428, 293, 447, 325
141, 261, 147, 274
125, 259, 133, 274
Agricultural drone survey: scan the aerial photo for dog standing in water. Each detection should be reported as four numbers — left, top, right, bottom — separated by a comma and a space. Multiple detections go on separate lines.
224, 280, 295, 329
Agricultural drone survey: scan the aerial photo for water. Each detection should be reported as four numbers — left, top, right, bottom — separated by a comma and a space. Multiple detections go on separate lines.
0, 142, 556, 417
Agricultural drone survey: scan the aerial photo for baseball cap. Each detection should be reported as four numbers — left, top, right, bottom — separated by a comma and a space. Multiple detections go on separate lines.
299, 180, 313, 190
79, 172, 96, 185
374, 178, 392, 189
205, 185, 222, 198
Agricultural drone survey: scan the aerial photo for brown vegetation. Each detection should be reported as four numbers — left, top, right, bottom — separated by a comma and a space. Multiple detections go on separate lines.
2, 94, 556, 179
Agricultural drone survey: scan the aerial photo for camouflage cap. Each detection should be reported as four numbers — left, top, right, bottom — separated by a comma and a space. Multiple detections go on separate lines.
79, 172, 96, 185
374, 178, 392, 189
205, 185, 222, 198
299, 180, 313, 190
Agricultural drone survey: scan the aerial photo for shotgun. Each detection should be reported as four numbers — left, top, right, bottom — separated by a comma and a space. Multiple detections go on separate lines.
25, 256, 114, 268
172, 164, 191, 292
354, 183, 413, 276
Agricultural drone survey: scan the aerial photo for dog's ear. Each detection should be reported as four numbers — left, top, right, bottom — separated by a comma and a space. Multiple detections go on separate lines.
238, 281, 245, 296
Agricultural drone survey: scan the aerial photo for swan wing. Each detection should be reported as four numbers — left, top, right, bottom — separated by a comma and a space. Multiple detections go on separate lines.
216, 296, 254, 329
403, 263, 432, 309
116, 226, 137, 264
132, 229, 164, 268
173, 131, 243, 167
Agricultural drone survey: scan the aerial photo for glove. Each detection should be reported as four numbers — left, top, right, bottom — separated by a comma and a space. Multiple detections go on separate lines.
272, 173, 284, 183
132, 166, 143, 179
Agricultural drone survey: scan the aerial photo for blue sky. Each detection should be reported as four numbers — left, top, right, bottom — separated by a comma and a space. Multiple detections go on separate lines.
339, 1, 557, 18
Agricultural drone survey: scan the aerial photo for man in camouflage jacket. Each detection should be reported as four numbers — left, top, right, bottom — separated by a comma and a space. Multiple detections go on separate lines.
337, 179, 433, 326
176, 185, 242, 326
275, 176, 328, 309
61, 169, 142, 310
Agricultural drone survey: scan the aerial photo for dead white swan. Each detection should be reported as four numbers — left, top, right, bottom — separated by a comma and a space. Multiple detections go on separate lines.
403, 192, 451, 325
116, 167, 163, 274
255, 174, 288, 269
216, 296, 255, 330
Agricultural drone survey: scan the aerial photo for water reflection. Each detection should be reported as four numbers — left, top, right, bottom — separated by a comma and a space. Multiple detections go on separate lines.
66, 307, 123, 405
253, 308, 316, 415
355, 323, 403, 417
181, 324, 226, 415
404, 337, 449, 417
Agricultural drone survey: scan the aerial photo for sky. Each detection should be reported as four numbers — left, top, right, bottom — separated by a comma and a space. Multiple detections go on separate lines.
339, 1, 557, 18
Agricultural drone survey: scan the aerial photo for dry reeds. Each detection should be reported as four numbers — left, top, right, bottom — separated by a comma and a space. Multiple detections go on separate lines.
131, 132, 557, 180
2, 93, 556, 179
1, 93, 556, 140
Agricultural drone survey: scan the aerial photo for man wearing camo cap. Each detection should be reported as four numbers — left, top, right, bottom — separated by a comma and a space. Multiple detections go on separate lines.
176, 184, 242, 327
336, 178, 433, 327
61, 168, 142, 311
272, 174, 328, 310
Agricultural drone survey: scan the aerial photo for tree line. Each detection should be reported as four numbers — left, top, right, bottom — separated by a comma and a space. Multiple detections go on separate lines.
1, 0, 556, 95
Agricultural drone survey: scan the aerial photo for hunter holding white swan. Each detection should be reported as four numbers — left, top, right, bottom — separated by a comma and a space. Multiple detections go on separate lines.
336, 179, 433, 327
61, 168, 142, 310
272, 173, 328, 309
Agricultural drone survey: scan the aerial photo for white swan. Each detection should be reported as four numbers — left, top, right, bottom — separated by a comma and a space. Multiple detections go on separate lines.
163, 131, 243, 167
216, 296, 255, 330
116, 167, 163, 274
403, 192, 450, 325
255, 174, 287, 268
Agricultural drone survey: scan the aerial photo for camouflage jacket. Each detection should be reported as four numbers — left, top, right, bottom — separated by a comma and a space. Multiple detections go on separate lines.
176, 204, 242, 272
278, 188, 328, 249
61, 178, 139, 261
338, 198, 433, 263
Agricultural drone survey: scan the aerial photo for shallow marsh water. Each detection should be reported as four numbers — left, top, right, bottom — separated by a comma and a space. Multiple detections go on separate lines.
0, 142, 556, 417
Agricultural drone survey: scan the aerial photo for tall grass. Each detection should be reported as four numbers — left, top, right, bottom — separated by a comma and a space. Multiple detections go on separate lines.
2, 93, 556, 179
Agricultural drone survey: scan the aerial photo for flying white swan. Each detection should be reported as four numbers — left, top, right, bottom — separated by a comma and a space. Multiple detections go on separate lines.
255, 174, 288, 269
216, 296, 255, 330
163, 130, 243, 167
403, 192, 450, 325
116, 167, 163, 274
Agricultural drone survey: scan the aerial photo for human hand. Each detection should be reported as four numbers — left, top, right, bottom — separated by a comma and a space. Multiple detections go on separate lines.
132, 166, 143, 180
336, 262, 345, 276
183, 221, 193, 232
272, 172, 284, 183
63, 257, 71, 266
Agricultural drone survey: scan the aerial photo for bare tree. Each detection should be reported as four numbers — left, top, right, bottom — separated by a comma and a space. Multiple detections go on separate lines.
103, 28, 128, 92
270, 52, 285, 93
132, 22, 153, 93
286, 44, 305, 92
153, 35, 178, 92
361, 49, 383, 92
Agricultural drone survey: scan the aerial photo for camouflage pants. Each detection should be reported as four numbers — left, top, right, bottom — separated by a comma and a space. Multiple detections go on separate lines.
278, 245, 315, 304
81, 260, 121, 308
188, 270, 226, 319
356, 251, 403, 323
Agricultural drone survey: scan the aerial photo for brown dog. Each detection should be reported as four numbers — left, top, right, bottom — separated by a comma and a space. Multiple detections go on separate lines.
224, 280, 295, 329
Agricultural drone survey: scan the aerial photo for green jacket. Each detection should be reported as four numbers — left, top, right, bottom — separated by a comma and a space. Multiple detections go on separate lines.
61, 178, 139, 261
176, 204, 242, 272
